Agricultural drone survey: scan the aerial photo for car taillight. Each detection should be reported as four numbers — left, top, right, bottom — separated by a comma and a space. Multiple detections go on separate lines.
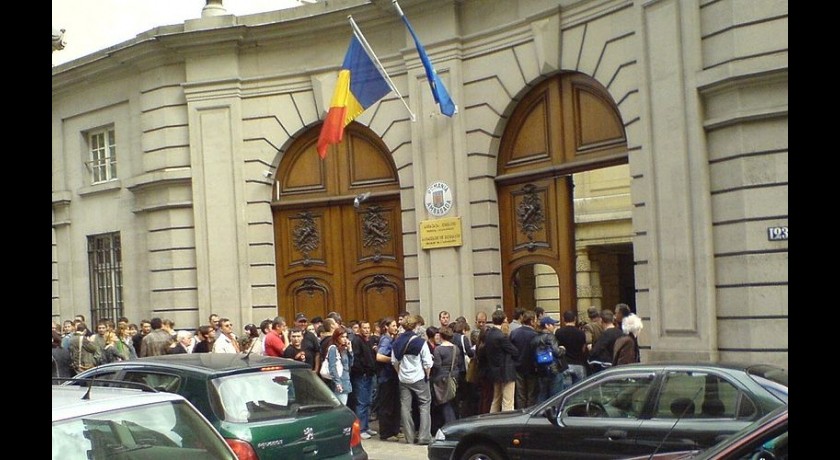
350, 418, 362, 447
226, 438, 258, 460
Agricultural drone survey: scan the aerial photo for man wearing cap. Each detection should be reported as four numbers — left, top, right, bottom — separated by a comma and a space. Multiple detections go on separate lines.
530, 315, 568, 403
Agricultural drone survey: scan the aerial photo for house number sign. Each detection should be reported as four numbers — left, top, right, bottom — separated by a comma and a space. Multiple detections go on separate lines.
767, 226, 788, 241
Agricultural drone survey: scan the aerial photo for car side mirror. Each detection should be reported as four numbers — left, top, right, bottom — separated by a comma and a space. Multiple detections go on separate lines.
544, 405, 559, 427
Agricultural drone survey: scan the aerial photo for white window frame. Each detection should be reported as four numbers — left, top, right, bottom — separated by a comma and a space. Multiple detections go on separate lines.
86, 128, 117, 184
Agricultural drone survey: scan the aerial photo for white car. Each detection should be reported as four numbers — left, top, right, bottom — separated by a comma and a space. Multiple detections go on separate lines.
52, 381, 237, 460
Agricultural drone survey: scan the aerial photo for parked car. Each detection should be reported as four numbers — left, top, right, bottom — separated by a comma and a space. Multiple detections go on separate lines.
427, 363, 787, 460
623, 404, 788, 460
72, 353, 368, 460
52, 379, 237, 460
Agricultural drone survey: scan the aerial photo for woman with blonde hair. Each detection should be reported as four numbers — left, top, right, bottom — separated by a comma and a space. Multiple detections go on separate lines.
101, 330, 130, 363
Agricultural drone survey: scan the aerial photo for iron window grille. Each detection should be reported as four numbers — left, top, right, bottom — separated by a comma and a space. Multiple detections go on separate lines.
87, 232, 123, 326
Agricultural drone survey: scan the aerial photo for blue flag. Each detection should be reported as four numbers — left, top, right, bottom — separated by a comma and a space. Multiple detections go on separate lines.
400, 15, 456, 117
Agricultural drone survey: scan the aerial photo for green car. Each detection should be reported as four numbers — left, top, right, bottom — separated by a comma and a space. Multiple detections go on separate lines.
73, 353, 368, 460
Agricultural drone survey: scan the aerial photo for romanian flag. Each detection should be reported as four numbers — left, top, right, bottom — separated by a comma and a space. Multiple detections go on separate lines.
317, 35, 391, 159
399, 14, 456, 117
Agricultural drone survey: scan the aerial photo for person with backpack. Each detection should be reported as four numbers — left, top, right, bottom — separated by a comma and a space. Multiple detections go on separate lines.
530, 316, 568, 404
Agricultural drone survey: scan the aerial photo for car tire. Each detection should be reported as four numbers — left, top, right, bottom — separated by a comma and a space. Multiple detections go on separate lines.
460, 444, 505, 460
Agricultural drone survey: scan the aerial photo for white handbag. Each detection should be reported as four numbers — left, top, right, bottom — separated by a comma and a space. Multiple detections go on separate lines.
320, 345, 342, 380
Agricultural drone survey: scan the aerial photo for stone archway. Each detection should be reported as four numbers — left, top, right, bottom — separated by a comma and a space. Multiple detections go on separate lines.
496, 72, 629, 317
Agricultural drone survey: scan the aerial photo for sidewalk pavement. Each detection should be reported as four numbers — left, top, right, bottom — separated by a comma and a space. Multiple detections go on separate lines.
360, 419, 430, 460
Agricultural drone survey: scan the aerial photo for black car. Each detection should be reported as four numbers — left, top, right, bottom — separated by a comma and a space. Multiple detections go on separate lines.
73, 353, 368, 460
624, 404, 789, 460
428, 363, 787, 460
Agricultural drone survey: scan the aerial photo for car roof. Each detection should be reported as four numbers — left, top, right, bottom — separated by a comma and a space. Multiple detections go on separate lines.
602, 362, 786, 374
52, 384, 186, 422
123, 353, 310, 374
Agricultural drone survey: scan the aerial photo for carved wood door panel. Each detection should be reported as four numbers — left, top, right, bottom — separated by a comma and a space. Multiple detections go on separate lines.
498, 177, 576, 315
342, 200, 404, 323
273, 123, 404, 323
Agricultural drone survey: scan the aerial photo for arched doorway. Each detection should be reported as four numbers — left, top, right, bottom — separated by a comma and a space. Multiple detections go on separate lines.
497, 72, 629, 318
272, 123, 405, 323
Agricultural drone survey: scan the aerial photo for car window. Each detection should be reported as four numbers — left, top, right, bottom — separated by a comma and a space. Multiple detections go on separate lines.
653, 371, 741, 419
123, 371, 182, 392
561, 374, 654, 419
67, 371, 122, 387
210, 368, 340, 423
52, 400, 235, 459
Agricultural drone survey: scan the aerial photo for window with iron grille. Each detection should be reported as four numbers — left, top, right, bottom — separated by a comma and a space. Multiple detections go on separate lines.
87, 128, 117, 184
87, 232, 123, 325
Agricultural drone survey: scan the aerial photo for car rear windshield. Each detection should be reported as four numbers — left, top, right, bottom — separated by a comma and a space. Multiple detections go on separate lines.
52, 400, 235, 460
211, 368, 341, 423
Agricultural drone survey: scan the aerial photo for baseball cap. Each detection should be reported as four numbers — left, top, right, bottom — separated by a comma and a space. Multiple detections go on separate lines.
295, 313, 308, 322
540, 316, 558, 327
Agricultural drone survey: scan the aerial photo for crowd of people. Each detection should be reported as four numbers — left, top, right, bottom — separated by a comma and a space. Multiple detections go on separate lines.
51, 303, 643, 444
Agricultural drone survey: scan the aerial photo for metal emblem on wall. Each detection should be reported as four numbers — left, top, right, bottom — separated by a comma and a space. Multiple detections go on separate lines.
292, 211, 319, 266
516, 183, 545, 251
424, 181, 453, 217
362, 205, 391, 263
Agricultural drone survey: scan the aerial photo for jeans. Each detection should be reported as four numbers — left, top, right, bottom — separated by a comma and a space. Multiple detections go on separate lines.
536, 372, 566, 404
399, 379, 431, 444
515, 372, 539, 409
352, 374, 374, 432
565, 364, 587, 388
336, 393, 348, 405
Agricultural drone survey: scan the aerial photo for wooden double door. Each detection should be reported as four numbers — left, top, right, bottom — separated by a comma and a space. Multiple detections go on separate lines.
273, 124, 404, 323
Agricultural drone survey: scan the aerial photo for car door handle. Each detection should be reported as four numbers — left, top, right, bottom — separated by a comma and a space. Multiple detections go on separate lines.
605, 429, 627, 440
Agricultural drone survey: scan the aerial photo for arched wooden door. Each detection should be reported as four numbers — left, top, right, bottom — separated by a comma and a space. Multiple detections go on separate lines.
273, 123, 404, 323
497, 72, 628, 317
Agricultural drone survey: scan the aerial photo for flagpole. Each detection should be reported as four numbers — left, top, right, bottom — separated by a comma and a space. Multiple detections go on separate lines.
392, 0, 405, 18
348, 15, 416, 122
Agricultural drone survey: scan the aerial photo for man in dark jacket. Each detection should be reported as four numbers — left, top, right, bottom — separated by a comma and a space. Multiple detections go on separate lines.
588, 310, 623, 374
509, 310, 539, 409
349, 320, 378, 439
555, 310, 588, 386
52, 331, 75, 379
484, 309, 519, 412
531, 316, 568, 403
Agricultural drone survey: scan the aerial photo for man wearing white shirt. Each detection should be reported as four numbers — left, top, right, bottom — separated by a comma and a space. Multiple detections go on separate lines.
213, 318, 241, 353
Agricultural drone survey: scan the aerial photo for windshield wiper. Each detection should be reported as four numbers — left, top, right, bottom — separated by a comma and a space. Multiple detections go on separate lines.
295, 404, 336, 414
107, 443, 154, 454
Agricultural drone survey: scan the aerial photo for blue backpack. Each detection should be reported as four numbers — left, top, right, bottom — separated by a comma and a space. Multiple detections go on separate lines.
534, 343, 553, 365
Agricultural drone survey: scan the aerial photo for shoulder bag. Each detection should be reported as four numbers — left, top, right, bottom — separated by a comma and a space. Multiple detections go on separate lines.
433, 348, 458, 405
320, 345, 342, 380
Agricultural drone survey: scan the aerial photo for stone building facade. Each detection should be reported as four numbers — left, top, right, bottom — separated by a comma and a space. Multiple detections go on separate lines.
52, 0, 788, 368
